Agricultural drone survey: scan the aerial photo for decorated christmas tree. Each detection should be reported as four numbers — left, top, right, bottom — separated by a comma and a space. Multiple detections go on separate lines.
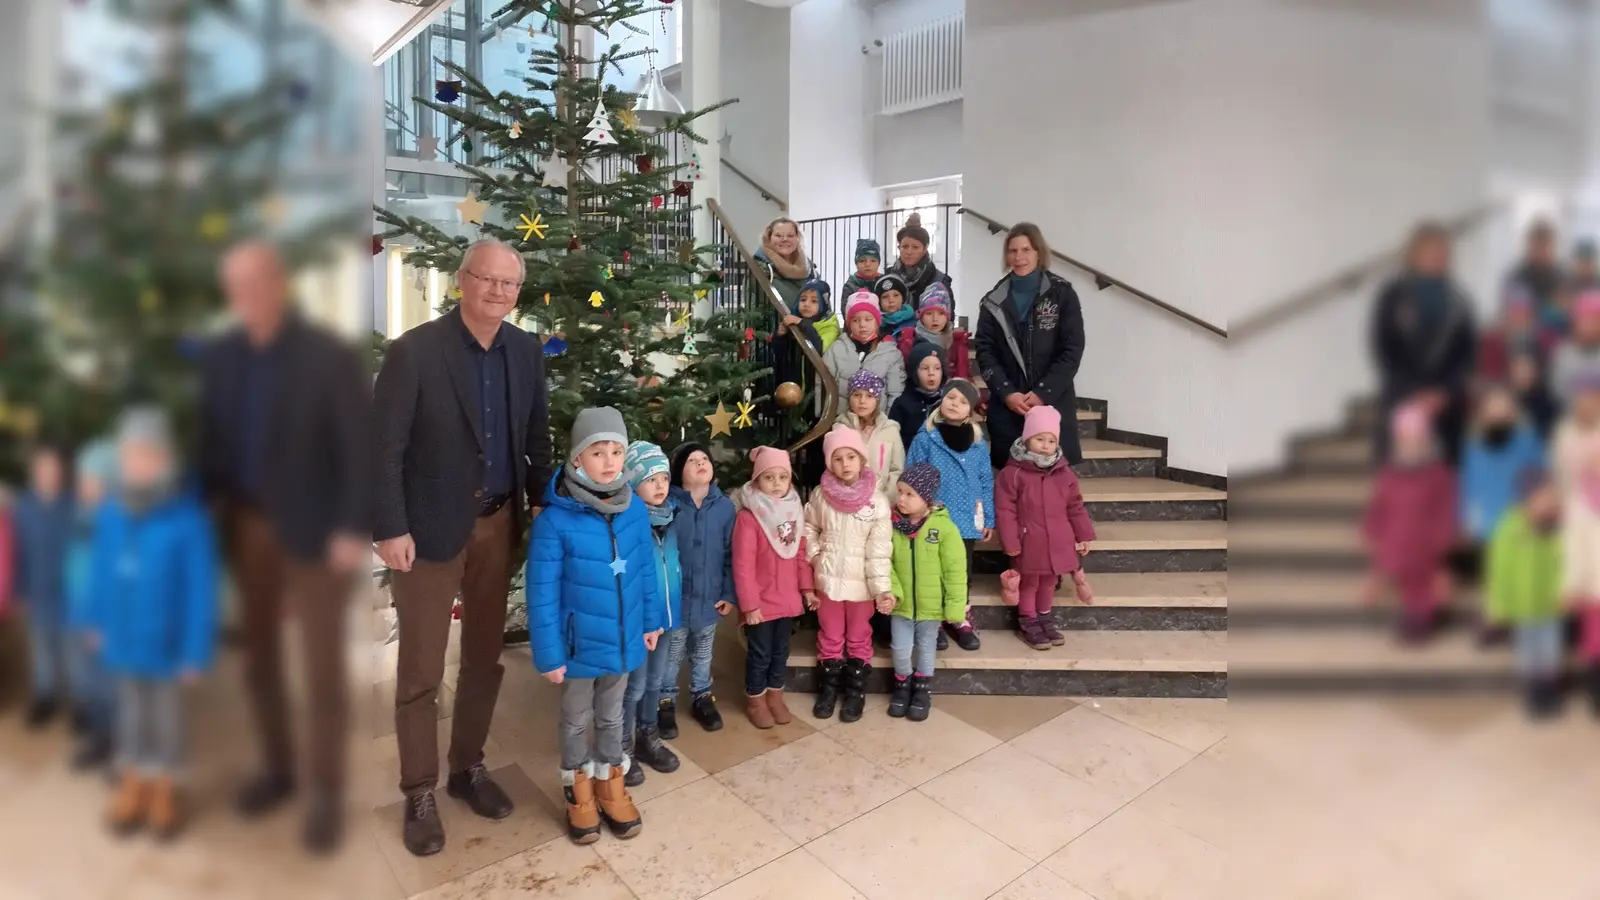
375, 0, 807, 470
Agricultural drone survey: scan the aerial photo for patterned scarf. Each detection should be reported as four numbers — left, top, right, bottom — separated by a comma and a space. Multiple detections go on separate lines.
893, 256, 940, 299
646, 500, 676, 528
821, 468, 878, 514
562, 464, 633, 517
1010, 437, 1062, 469
892, 511, 925, 537
914, 322, 950, 347
737, 483, 805, 559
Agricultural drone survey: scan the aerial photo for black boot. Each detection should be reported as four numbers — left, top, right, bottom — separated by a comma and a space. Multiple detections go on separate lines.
812, 660, 844, 719
1525, 678, 1564, 720
236, 771, 296, 818
71, 733, 113, 772
936, 629, 949, 651
657, 698, 679, 740
887, 676, 912, 719
634, 726, 681, 774
839, 659, 870, 724
621, 732, 646, 786
907, 675, 933, 722
691, 693, 724, 732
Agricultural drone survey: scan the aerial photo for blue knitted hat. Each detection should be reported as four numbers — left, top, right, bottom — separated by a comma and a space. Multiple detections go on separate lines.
623, 440, 670, 490
799, 277, 832, 318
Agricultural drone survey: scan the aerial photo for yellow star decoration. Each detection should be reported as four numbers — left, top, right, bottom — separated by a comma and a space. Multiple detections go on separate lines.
457, 192, 489, 225
518, 212, 548, 240
673, 308, 692, 329
617, 107, 641, 131
734, 402, 755, 429
705, 402, 734, 438
139, 288, 161, 312
200, 213, 229, 241
588, 290, 605, 308
694, 289, 709, 300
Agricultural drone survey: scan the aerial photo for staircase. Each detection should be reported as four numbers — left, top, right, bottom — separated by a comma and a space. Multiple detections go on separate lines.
1229, 401, 1520, 694
784, 403, 1230, 698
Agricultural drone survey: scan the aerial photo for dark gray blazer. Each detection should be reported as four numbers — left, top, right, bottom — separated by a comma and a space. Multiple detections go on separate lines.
373, 307, 553, 562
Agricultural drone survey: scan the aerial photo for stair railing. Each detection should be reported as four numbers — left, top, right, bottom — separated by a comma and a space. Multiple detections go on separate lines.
721, 157, 787, 211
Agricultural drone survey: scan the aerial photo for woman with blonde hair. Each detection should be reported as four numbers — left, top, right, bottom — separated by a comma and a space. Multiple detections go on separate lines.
753, 217, 819, 313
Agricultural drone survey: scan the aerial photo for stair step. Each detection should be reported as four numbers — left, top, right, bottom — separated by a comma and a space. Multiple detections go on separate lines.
1082, 439, 1161, 460
1226, 520, 1363, 571
966, 572, 1226, 631
785, 628, 1226, 697
1293, 437, 1372, 474
975, 520, 1228, 575
1228, 629, 1519, 694
1078, 439, 1163, 477
1233, 476, 1368, 519
1080, 477, 1226, 522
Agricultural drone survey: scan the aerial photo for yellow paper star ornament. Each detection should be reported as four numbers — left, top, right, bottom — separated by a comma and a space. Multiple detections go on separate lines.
705, 402, 734, 438
200, 213, 229, 241
734, 402, 755, 429
617, 107, 640, 131
518, 212, 547, 240
457, 192, 489, 225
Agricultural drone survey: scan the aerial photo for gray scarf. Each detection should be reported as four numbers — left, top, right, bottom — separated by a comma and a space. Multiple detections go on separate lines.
563, 464, 633, 517
914, 323, 949, 348
1010, 437, 1062, 469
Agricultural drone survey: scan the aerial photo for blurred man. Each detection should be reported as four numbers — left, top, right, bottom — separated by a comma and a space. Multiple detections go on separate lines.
1507, 220, 1565, 333
373, 239, 552, 857
201, 241, 370, 854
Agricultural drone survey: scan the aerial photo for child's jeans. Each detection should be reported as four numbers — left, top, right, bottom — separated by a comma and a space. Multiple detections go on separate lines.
816, 597, 875, 662
25, 608, 69, 702
67, 631, 114, 736
115, 678, 183, 776
560, 674, 628, 774
1017, 574, 1057, 619
623, 632, 677, 739
890, 616, 940, 678
744, 617, 792, 696
1514, 619, 1564, 680
662, 623, 718, 702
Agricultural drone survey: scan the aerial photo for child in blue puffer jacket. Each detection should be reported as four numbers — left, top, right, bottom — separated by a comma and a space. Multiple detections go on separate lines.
87, 408, 219, 841
619, 441, 683, 787
662, 442, 737, 736
527, 408, 665, 845
65, 439, 117, 772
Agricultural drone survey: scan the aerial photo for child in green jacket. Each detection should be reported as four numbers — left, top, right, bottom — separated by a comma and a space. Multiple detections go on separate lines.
886, 463, 967, 721
1485, 468, 1565, 718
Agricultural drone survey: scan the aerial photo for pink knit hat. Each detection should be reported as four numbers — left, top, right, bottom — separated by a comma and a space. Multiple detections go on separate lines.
1022, 406, 1061, 442
823, 424, 867, 464
844, 290, 882, 326
1575, 289, 1600, 321
748, 446, 791, 482
1391, 402, 1432, 445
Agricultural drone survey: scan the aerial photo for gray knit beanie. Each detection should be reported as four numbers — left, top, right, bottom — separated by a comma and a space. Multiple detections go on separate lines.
942, 378, 981, 410
569, 406, 629, 463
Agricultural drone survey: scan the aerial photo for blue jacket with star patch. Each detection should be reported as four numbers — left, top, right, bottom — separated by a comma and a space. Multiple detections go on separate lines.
526, 469, 666, 679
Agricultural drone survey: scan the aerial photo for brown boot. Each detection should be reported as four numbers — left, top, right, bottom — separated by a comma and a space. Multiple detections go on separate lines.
107, 771, 147, 836
594, 764, 642, 839
746, 690, 776, 729
563, 770, 602, 845
146, 777, 183, 841
765, 689, 793, 726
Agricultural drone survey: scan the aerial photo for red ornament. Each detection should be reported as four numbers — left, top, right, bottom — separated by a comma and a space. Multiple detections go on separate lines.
738, 327, 755, 361
651, 195, 664, 210
568, 236, 581, 252
672, 180, 692, 198
635, 154, 654, 174
371, 235, 384, 256
623, 250, 631, 264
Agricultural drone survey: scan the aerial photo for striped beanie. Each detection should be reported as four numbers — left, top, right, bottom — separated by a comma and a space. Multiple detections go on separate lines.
623, 440, 670, 489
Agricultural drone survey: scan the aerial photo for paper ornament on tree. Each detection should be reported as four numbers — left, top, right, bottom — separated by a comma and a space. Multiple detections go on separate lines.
734, 402, 755, 429
683, 333, 698, 355
435, 80, 462, 103
457, 192, 489, 225
583, 97, 617, 146
588, 290, 605, 308
508, 122, 523, 139
672, 180, 692, 197
651, 195, 664, 210
518, 212, 548, 240
704, 401, 732, 437
635, 154, 654, 174
618, 107, 640, 131
540, 151, 571, 187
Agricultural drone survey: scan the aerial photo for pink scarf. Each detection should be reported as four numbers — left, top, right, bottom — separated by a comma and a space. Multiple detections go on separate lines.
821, 468, 878, 514
737, 483, 804, 559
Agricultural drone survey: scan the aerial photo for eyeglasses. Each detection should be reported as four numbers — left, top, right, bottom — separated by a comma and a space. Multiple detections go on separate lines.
462, 270, 523, 294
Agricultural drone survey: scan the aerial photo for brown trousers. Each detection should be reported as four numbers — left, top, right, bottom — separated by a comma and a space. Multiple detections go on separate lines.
227, 509, 352, 797
391, 506, 513, 797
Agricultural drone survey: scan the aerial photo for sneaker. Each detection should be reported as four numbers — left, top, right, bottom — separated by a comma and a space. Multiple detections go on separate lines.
633, 726, 681, 773
657, 698, 679, 740
887, 676, 912, 718
446, 763, 514, 820
402, 791, 446, 856
1018, 617, 1052, 651
235, 771, 296, 818
691, 693, 723, 732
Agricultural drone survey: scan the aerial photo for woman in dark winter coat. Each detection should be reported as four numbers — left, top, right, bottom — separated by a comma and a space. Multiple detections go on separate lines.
974, 223, 1087, 470
1369, 221, 1479, 466
887, 213, 952, 309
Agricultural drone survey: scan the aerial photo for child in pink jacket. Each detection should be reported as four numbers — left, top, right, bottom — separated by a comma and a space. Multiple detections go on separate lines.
1364, 403, 1459, 643
731, 447, 814, 730
995, 407, 1096, 650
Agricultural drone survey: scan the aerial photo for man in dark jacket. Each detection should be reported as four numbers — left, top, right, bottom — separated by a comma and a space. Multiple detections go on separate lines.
975, 228, 1086, 471
373, 238, 553, 857
1506, 220, 1564, 333
201, 241, 371, 854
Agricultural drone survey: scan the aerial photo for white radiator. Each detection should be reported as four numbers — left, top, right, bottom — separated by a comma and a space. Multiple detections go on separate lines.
879, 12, 963, 116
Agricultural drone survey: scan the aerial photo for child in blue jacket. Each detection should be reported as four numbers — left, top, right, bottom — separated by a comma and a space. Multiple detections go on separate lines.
619, 441, 683, 786
1460, 385, 1546, 564
527, 408, 664, 845
662, 442, 737, 735
87, 408, 219, 840
905, 379, 993, 652
13, 443, 75, 728
65, 440, 117, 771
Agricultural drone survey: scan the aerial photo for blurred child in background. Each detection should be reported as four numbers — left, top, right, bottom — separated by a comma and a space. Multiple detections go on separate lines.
13, 444, 74, 728
1552, 372, 1600, 713
1484, 468, 1565, 718
1458, 385, 1545, 584
1363, 403, 1458, 643
842, 239, 882, 297
65, 440, 117, 770
1550, 291, 1600, 410
1479, 285, 1556, 384
1569, 239, 1599, 294
89, 409, 218, 840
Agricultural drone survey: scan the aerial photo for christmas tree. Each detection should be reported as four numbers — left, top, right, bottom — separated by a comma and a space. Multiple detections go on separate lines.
375, 0, 806, 472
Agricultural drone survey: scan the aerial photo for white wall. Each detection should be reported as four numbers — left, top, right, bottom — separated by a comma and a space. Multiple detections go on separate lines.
787, 0, 876, 220
718, 0, 792, 240
873, 102, 961, 187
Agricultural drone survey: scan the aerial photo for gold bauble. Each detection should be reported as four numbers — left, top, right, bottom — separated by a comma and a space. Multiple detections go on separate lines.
774, 382, 803, 408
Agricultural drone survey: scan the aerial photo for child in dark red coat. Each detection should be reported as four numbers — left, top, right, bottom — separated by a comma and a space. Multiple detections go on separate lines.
731, 447, 814, 729
994, 406, 1096, 650
1364, 403, 1459, 643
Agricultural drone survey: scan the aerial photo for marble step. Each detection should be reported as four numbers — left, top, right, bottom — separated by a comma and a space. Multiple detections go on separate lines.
1079, 476, 1227, 522
784, 627, 1226, 698
1228, 571, 1481, 630
1077, 438, 1164, 478
1227, 629, 1522, 694
973, 520, 1228, 574
1291, 436, 1372, 476
965, 571, 1226, 631
1226, 520, 1364, 572
1232, 475, 1370, 521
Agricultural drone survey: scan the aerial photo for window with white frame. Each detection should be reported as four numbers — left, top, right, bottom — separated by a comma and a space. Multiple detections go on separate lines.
889, 192, 942, 256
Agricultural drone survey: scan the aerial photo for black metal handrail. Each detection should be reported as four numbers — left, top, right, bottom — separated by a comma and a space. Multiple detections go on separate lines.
960, 207, 1228, 339
793, 203, 961, 300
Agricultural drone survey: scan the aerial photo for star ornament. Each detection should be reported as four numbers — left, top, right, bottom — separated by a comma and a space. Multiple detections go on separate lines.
617, 107, 640, 130
610, 557, 628, 576
457, 192, 489, 225
518, 212, 548, 240
705, 402, 734, 438
540, 151, 571, 188
734, 402, 755, 429
673, 308, 692, 329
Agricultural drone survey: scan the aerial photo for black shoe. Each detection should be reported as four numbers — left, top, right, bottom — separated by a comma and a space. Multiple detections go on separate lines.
624, 761, 646, 787
947, 621, 981, 652
936, 629, 949, 651
657, 699, 679, 740
839, 659, 870, 724
812, 660, 844, 719
303, 792, 344, 856
70, 734, 112, 772
402, 791, 445, 857
447, 763, 514, 820
907, 675, 933, 722
691, 693, 723, 732
887, 677, 911, 718
1525, 679, 1564, 720
634, 726, 681, 773
24, 698, 58, 730
236, 771, 296, 818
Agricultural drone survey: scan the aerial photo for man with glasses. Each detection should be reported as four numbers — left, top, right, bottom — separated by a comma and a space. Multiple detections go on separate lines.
374, 239, 553, 856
